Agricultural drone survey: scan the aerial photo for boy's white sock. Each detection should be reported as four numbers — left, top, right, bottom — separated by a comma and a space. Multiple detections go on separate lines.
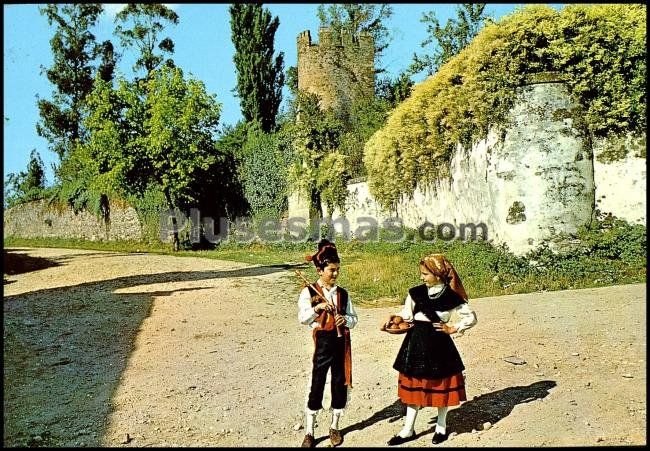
330, 408, 343, 429
435, 406, 448, 434
398, 405, 419, 437
305, 408, 318, 436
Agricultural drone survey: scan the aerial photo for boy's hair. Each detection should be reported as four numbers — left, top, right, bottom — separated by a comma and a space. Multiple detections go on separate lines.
306, 239, 340, 270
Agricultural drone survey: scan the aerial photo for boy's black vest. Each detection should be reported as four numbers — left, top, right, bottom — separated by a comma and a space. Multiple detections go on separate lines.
306, 284, 348, 332
392, 284, 466, 379
307, 283, 353, 387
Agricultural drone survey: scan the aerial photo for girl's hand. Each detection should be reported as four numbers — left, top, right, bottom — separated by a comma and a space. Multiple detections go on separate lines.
380, 314, 394, 331
433, 322, 457, 334
335, 314, 347, 327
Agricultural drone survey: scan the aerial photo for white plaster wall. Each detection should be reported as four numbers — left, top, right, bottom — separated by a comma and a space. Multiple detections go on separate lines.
394, 133, 497, 239
287, 82, 645, 255
593, 134, 646, 224
486, 82, 595, 253
288, 191, 311, 221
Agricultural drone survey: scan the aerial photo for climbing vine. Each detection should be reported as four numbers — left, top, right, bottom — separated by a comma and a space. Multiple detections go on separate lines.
365, 4, 646, 210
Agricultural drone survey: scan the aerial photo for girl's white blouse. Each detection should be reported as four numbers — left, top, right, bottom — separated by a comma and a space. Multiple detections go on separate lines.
396, 284, 477, 335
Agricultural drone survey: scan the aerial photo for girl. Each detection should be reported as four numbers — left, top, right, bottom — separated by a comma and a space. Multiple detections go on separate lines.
381, 253, 477, 445
297, 239, 358, 448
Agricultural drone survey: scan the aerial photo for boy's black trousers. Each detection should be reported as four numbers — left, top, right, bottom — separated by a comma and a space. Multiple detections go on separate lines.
307, 329, 347, 411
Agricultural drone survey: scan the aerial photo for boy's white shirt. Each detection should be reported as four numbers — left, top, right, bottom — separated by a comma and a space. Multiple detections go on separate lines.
298, 280, 359, 329
396, 284, 477, 335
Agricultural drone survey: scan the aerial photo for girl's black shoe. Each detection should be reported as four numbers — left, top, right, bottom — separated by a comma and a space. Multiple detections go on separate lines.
431, 432, 449, 444
387, 433, 415, 446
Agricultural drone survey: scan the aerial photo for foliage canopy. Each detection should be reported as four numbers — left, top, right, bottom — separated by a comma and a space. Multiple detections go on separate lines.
36, 4, 107, 160
4, 150, 48, 209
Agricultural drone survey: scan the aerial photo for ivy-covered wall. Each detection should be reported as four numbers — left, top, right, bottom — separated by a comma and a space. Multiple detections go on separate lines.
363, 4, 645, 211
288, 80, 645, 255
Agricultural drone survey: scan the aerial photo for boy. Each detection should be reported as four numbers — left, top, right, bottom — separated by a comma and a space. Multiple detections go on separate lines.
297, 239, 358, 447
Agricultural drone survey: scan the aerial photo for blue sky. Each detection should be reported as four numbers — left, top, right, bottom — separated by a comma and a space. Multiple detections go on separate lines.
3, 3, 532, 185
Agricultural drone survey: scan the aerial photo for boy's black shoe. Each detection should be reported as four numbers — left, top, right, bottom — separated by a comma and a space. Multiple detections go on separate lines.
431, 431, 449, 444
387, 433, 415, 446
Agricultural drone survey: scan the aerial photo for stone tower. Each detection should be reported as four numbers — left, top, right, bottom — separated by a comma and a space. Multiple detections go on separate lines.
297, 28, 375, 113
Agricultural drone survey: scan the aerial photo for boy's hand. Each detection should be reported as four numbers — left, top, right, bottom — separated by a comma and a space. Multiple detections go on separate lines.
314, 302, 333, 314
335, 314, 347, 327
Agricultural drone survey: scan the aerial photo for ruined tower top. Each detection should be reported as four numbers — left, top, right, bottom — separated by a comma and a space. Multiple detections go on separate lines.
297, 27, 375, 112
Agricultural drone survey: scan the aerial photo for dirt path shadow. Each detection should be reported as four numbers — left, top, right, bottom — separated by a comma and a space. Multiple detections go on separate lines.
337, 380, 556, 445
3, 264, 289, 447
423, 380, 557, 436
3, 249, 62, 276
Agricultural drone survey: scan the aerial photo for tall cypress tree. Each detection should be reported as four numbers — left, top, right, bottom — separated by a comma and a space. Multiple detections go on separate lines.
36, 4, 106, 160
229, 4, 285, 133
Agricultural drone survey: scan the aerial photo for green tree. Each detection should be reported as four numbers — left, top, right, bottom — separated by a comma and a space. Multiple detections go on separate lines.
4, 150, 47, 209
36, 4, 106, 160
63, 66, 227, 249
287, 92, 348, 221
196, 121, 249, 221
339, 94, 392, 178
115, 4, 179, 79
138, 66, 222, 250
229, 4, 285, 133
285, 66, 299, 97
56, 75, 131, 216
409, 3, 490, 77
376, 71, 414, 106
317, 3, 393, 74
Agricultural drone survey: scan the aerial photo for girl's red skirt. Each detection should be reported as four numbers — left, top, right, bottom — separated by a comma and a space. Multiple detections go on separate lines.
397, 372, 466, 407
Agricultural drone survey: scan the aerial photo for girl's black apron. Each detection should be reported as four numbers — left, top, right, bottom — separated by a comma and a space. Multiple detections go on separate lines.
392, 284, 466, 379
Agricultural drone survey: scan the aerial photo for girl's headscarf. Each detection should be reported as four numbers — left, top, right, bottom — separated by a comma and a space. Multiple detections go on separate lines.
420, 253, 468, 302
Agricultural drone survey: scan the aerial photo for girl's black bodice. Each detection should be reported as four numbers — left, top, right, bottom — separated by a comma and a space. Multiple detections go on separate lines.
392, 284, 466, 379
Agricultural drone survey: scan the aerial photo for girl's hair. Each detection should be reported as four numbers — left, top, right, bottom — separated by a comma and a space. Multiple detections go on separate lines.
306, 239, 340, 270
420, 253, 469, 302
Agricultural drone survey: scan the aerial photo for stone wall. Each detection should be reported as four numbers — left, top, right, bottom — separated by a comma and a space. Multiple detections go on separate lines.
289, 81, 646, 255
3, 199, 142, 241
297, 28, 374, 112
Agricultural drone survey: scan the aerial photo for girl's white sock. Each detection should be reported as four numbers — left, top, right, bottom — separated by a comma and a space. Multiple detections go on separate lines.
399, 405, 420, 437
435, 406, 448, 434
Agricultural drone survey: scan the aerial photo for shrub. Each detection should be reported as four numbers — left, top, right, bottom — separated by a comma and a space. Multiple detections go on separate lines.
239, 124, 288, 217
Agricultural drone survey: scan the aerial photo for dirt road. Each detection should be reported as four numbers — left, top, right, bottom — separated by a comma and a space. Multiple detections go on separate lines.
3, 247, 646, 447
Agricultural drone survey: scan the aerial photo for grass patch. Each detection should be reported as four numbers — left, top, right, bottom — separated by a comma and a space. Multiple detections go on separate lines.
4, 217, 645, 308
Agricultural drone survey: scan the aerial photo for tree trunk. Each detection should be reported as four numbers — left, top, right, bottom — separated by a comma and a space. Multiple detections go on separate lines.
100, 194, 110, 241
164, 190, 180, 252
